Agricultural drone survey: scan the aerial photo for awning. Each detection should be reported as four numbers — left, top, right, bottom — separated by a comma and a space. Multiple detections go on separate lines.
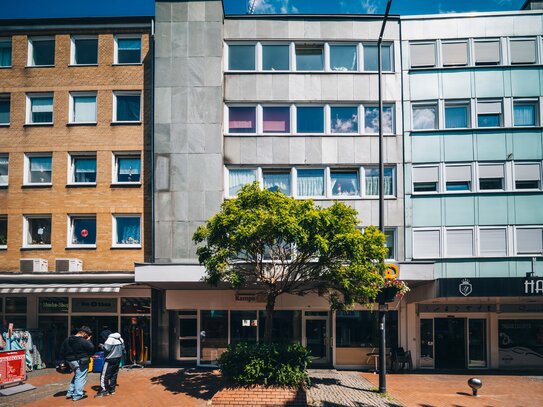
0, 283, 131, 294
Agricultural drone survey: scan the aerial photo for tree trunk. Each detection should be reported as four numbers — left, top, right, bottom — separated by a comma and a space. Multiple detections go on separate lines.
263, 295, 276, 343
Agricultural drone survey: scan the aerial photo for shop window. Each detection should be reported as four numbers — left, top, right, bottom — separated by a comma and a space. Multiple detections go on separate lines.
510, 39, 536, 64
0, 94, 10, 125
365, 167, 394, 196
410, 42, 436, 68
516, 227, 543, 255
121, 316, 151, 364
413, 166, 439, 193
0, 216, 7, 248
24, 215, 52, 247
263, 106, 290, 133
474, 40, 500, 65
331, 170, 359, 197
498, 320, 543, 368
230, 310, 258, 344
384, 229, 396, 260
330, 106, 358, 134
115, 35, 141, 64
6, 297, 27, 313
114, 154, 141, 184
121, 297, 151, 314
228, 44, 255, 70
479, 228, 507, 257
296, 169, 325, 197
515, 163, 541, 189
445, 165, 472, 191
28, 36, 55, 66
442, 41, 468, 67
262, 170, 291, 195
513, 100, 538, 127
113, 91, 141, 122
413, 229, 441, 259
295, 44, 324, 71
113, 215, 141, 247
70, 154, 97, 184
330, 44, 357, 71
71, 315, 118, 348
0, 154, 8, 185
258, 310, 301, 344
228, 106, 256, 133
412, 103, 437, 130
445, 101, 470, 129
363, 43, 393, 71
38, 297, 69, 313
364, 105, 394, 134
69, 216, 97, 247
478, 163, 504, 190
71, 36, 98, 65
0, 37, 12, 67
27, 93, 53, 124
446, 228, 474, 257
262, 44, 289, 71
70, 92, 97, 123
200, 310, 228, 364
296, 106, 324, 133
228, 169, 256, 197
335, 311, 398, 348
38, 315, 68, 366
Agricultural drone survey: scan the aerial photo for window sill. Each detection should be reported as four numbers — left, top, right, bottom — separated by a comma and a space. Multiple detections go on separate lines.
68, 64, 98, 67
112, 63, 142, 66
0, 66, 12, 69
111, 245, 141, 250
66, 246, 96, 250
0, 246, 6, 250
25, 65, 55, 68
111, 182, 141, 188
21, 246, 51, 250
0, 123, 10, 127
66, 183, 97, 188
67, 122, 97, 126
111, 121, 142, 126
225, 70, 397, 75
225, 133, 399, 137
0, 185, 8, 189
22, 183, 52, 188
23, 123, 54, 127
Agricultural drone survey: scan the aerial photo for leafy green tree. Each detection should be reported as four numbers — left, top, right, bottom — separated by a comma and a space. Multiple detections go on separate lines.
193, 183, 387, 342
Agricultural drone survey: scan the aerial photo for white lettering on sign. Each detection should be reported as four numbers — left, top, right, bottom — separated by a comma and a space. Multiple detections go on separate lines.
524, 279, 543, 294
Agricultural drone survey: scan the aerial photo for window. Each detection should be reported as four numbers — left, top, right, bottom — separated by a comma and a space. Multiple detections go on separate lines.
70, 92, 97, 123
513, 100, 538, 127
478, 163, 504, 190
0, 95, 9, 125
384, 229, 396, 260
410, 43, 436, 68
295, 44, 324, 71
24, 215, 52, 247
479, 228, 507, 257
474, 40, 500, 65
297, 169, 324, 197
114, 154, 141, 184
113, 215, 141, 246
413, 166, 439, 193
0, 37, 12, 67
442, 41, 468, 67
115, 36, 141, 64
330, 106, 358, 133
477, 100, 502, 127
413, 229, 440, 259
258, 310, 302, 344
510, 39, 536, 64
331, 170, 359, 197
262, 106, 290, 133
365, 167, 394, 196
27, 94, 53, 124
228, 106, 256, 133
28, 36, 55, 66
26, 154, 52, 185
69, 216, 96, 247
445, 101, 470, 129
445, 165, 472, 191
517, 227, 543, 255
229, 169, 256, 196
70, 155, 96, 184
296, 106, 324, 133
412, 103, 437, 130
228, 44, 255, 70
0, 154, 7, 185
364, 105, 394, 134
515, 163, 541, 189
336, 311, 398, 348
71, 36, 98, 65
263, 171, 291, 195
446, 229, 474, 257
113, 91, 141, 122
262, 44, 289, 71
330, 44, 357, 71
0, 216, 6, 248
363, 43, 392, 71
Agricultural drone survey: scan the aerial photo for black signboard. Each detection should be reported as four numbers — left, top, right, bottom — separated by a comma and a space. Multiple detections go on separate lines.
436, 277, 543, 298
72, 298, 117, 313
39, 297, 69, 314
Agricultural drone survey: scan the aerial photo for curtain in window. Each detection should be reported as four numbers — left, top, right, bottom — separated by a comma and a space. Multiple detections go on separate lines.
74, 158, 96, 182
263, 172, 290, 195
30, 157, 52, 172
0, 156, 7, 184
118, 38, 141, 63
514, 104, 536, 126
229, 169, 256, 196
0, 40, 11, 66
73, 96, 96, 122
297, 169, 324, 196
117, 217, 141, 245
118, 158, 141, 182
31, 97, 53, 123
365, 168, 392, 196
116, 95, 140, 121
331, 172, 359, 196
229, 107, 256, 133
0, 100, 9, 123
263, 107, 289, 133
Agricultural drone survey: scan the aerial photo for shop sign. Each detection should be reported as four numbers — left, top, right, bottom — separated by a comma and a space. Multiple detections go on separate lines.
71, 298, 117, 313
235, 293, 266, 302
418, 303, 497, 313
39, 297, 69, 314
437, 277, 543, 298
384, 264, 400, 280
0, 350, 26, 386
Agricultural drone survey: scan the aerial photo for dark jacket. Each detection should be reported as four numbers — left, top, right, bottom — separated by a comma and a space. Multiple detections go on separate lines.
60, 335, 95, 362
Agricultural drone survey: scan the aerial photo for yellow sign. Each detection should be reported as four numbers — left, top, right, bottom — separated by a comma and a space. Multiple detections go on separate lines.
384, 263, 399, 280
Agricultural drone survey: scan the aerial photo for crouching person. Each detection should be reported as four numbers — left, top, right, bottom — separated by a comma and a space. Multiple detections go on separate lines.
95, 332, 125, 397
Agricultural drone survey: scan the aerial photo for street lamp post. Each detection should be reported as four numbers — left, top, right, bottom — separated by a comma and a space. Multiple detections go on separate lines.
378, 0, 393, 395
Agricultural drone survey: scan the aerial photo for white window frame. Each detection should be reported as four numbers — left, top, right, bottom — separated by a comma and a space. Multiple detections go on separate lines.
473, 38, 501, 66
476, 162, 505, 192
24, 153, 53, 186
412, 102, 439, 131
0, 94, 10, 126
67, 214, 97, 248
329, 104, 360, 135
260, 104, 292, 135
295, 104, 326, 135
225, 104, 258, 135
329, 168, 362, 199
412, 164, 440, 194
70, 35, 99, 66
225, 41, 257, 71
327, 42, 359, 73
112, 214, 142, 248
293, 42, 326, 72
294, 167, 327, 198
515, 226, 543, 256
225, 167, 258, 198
444, 163, 473, 193
112, 152, 142, 185
261, 168, 293, 196
260, 41, 291, 72
444, 100, 471, 129
114, 34, 142, 65
0, 153, 8, 186
384, 228, 397, 261
0, 215, 6, 249
478, 226, 508, 257
0, 37, 12, 68
412, 228, 441, 259
361, 42, 394, 72
27, 36, 55, 67
69, 91, 97, 124
68, 152, 97, 186
513, 162, 542, 191
512, 98, 539, 127
444, 227, 475, 258
476, 99, 503, 128
112, 91, 142, 123
362, 103, 395, 135
363, 166, 396, 198
23, 215, 52, 249
26, 93, 54, 125
409, 42, 436, 68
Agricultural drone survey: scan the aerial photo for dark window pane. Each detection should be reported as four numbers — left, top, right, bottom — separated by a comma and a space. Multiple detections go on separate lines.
117, 38, 141, 64
262, 45, 289, 70
258, 310, 301, 343
32, 39, 55, 66
414, 182, 437, 192
0, 98, 9, 124
0, 39, 12, 67
116, 95, 141, 121
38, 315, 68, 365
229, 107, 256, 133
200, 310, 228, 364
6, 297, 27, 313
297, 106, 324, 133
516, 180, 539, 189
331, 106, 358, 133
121, 297, 151, 314
229, 45, 255, 70
263, 106, 289, 133
38, 297, 69, 314
71, 217, 96, 245
115, 216, 141, 245
446, 181, 470, 191
445, 105, 469, 128
28, 217, 51, 245
0, 217, 6, 246
230, 311, 258, 344
117, 157, 141, 182
479, 178, 503, 190
336, 311, 398, 348
296, 45, 323, 71
478, 114, 500, 127
74, 157, 96, 183
364, 44, 392, 71
75, 38, 98, 65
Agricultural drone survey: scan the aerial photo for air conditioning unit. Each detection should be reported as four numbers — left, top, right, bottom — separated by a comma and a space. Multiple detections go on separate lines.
56, 258, 83, 272
20, 258, 49, 273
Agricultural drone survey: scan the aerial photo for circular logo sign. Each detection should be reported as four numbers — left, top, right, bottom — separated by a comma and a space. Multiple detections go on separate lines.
81, 229, 89, 237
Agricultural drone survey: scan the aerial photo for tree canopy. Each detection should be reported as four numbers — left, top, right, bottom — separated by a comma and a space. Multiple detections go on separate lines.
193, 182, 387, 341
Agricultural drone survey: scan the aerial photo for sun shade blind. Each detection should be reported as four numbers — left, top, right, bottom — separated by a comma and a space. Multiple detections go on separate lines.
515, 164, 541, 180
413, 166, 438, 182
510, 40, 536, 64
475, 41, 500, 64
480, 228, 507, 256
446, 229, 474, 257
442, 42, 468, 66
517, 228, 543, 254
410, 43, 435, 67
478, 102, 502, 114
447, 165, 471, 182
479, 164, 504, 178
413, 230, 440, 258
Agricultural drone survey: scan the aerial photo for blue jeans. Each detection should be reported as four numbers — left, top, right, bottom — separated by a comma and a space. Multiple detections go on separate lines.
66, 359, 89, 400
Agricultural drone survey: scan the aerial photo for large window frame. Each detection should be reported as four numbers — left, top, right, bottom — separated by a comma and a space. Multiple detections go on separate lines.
509, 37, 537, 65
24, 153, 53, 186
112, 214, 142, 248
112, 152, 142, 185
67, 215, 97, 248
26, 93, 54, 125
514, 162, 541, 191
513, 99, 539, 127
23, 215, 52, 249
0, 37, 12, 68
69, 91, 97, 124
113, 91, 142, 123
68, 153, 97, 186
27, 36, 55, 67
114, 34, 142, 65
412, 102, 438, 130
70, 35, 99, 66
0, 94, 9, 126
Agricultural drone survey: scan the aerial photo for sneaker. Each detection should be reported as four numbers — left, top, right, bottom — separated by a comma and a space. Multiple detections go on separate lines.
108, 388, 116, 395
94, 391, 109, 398
72, 395, 88, 402
66, 395, 72, 400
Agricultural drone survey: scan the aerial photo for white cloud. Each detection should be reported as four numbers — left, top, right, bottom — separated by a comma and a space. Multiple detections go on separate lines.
251, 0, 298, 14
360, 0, 378, 14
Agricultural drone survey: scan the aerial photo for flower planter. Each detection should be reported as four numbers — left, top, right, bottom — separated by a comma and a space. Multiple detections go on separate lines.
375, 286, 400, 303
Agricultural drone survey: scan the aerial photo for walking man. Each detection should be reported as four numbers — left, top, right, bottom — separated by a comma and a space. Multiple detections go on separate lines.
95, 331, 125, 397
60, 326, 95, 402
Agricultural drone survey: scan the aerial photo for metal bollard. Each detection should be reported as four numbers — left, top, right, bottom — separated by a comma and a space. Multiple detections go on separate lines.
467, 378, 482, 397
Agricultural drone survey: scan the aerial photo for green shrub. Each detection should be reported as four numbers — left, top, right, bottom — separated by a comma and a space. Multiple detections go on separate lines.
217, 342, 311, 387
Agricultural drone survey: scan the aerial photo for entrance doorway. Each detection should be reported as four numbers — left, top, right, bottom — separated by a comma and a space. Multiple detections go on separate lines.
435, 318, 466, 369
305, 315, 330, 365
178, 311, 197, 360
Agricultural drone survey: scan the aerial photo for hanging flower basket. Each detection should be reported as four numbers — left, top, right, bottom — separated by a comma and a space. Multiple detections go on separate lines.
375, 286, 400, 303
